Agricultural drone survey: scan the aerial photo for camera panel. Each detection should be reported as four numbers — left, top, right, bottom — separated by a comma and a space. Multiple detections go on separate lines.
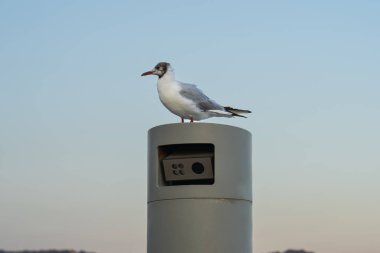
162, 157, 213, 182
158, 143, 215, 186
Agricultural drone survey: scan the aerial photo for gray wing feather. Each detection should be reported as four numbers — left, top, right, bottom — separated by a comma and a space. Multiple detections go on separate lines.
179, 83, 224, 111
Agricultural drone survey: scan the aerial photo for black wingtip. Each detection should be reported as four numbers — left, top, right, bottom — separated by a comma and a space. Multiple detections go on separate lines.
235, 114, 247, 118
224, 106, 252, 117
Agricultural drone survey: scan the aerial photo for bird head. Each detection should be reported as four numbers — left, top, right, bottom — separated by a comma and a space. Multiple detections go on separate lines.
141, 62, 171, 78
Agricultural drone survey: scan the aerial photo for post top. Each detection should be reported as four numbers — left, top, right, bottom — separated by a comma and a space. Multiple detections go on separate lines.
149, 123, 251, 136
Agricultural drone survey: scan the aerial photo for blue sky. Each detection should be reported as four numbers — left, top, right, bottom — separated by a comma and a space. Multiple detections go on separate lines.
0, 1, 379, 253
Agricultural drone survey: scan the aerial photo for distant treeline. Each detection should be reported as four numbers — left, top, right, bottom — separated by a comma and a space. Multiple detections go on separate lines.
1, 249, 313, 253
0, 251, 94, 253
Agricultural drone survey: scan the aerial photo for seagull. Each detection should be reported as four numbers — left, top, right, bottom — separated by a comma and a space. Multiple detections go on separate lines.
141, 62, 251, 123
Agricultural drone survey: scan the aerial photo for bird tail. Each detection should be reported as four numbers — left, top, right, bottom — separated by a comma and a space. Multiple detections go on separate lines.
224, 106, 252, 118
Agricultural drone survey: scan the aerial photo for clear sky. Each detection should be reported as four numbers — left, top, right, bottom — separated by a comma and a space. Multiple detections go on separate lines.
0, 1, 379, 253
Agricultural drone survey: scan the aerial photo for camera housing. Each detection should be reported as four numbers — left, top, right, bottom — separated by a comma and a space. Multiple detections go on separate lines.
159, 144, 214, 185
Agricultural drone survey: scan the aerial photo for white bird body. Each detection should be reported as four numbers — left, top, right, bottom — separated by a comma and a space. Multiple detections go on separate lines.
157, 70, 209, 121
142, 62, 251, 122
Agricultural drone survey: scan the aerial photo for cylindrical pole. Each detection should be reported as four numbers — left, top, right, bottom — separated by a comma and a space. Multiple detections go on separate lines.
147, 123, 252, 253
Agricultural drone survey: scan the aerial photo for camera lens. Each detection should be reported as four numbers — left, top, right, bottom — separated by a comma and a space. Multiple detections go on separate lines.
192, 162, 204, 174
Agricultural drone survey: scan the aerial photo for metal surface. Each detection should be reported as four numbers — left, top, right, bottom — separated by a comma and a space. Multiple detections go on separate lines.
147, 123, 252, 253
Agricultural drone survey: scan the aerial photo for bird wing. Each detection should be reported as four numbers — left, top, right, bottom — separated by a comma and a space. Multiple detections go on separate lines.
179, 82, 224, 111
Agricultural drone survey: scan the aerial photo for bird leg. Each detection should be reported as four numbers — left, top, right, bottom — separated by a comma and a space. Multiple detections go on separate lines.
181, 117, 184, 123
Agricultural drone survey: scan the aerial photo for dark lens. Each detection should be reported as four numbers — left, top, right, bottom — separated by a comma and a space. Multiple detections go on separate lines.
192, 162, 204, 174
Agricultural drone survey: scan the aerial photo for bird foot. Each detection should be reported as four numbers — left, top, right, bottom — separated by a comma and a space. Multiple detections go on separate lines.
180, 117, 194, 123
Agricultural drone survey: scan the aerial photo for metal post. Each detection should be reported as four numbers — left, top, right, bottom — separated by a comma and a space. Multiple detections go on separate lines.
147, 123, 252, 253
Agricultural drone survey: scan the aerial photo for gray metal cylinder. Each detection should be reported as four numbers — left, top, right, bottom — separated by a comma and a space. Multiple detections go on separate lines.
147, 123, 252, 253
